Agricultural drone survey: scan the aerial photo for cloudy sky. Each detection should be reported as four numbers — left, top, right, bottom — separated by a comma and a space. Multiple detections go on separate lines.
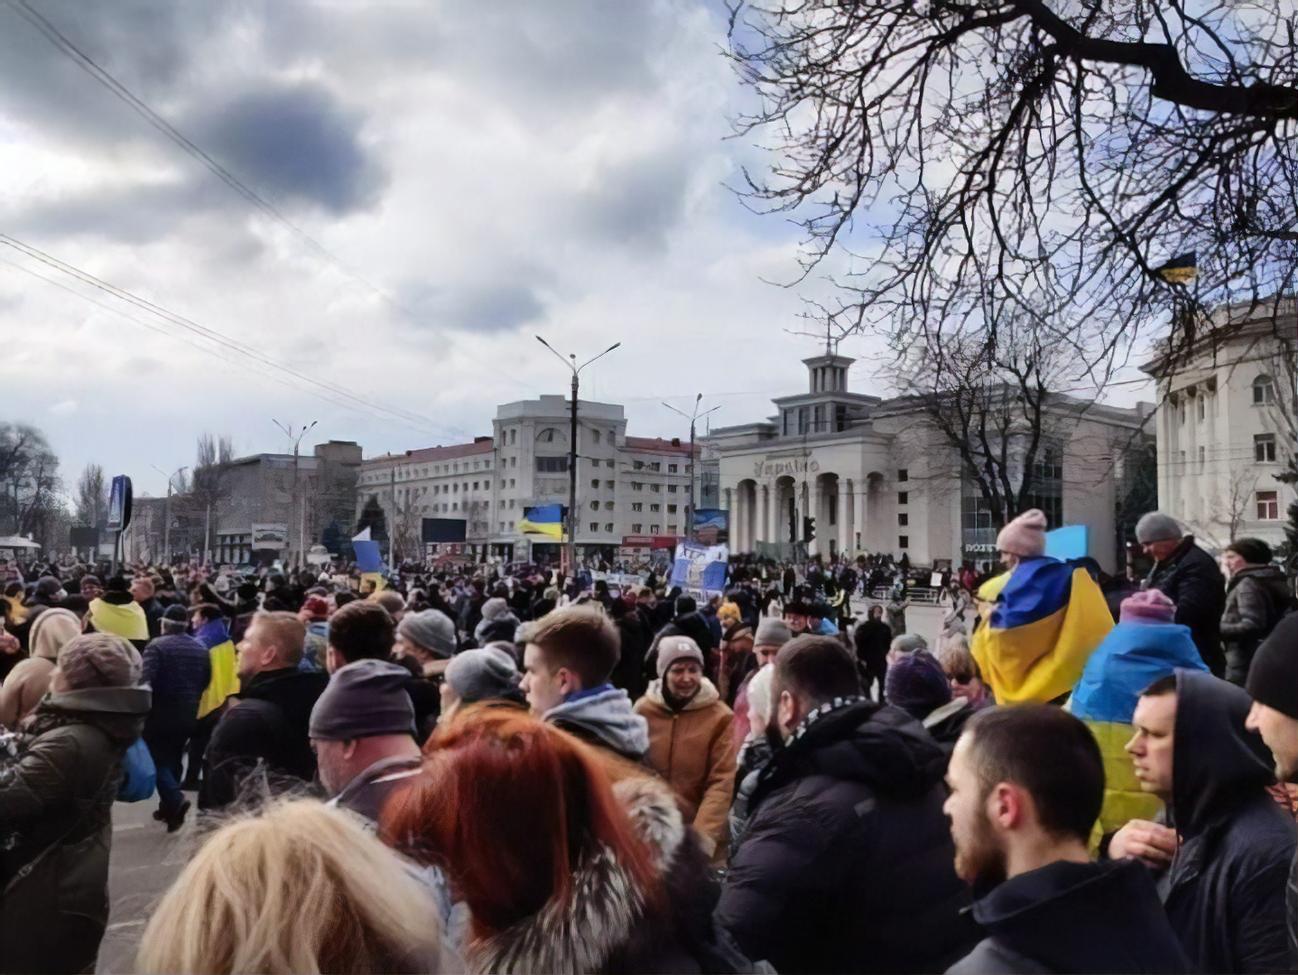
0, 0, 883, 499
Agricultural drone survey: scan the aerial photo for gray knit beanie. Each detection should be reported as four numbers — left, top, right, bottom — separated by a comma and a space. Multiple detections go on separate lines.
309, 659, 415, 741
1135, 511, 1183, 544
445, 646, 522, 704
754, 618, 792, 648
480, 597, 511, 622
57, 633, 142, 690
397, 609, 457, 659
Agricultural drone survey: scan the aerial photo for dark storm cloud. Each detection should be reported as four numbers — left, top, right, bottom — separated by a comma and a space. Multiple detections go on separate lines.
574, 149, 695, 251
401, 280, 546, 334
193, 82, 385, 214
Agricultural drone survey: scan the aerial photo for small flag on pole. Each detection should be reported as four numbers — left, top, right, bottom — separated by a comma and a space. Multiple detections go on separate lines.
1156, 252, 1197, 284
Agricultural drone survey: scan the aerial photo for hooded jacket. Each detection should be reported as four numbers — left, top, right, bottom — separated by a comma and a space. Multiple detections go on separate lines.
1144, 537, 1226, 676
544, 685, 651, 784
717, 698, 976, 974
0, 607, 79, 729
198, 666, 328, 811
948, 859, 1190, 974
87, 596, 149, 645
634, 678, 737, 859
1220, 564, 1290, 684
1160, 669, 1297, 973
0, 685, 150, 975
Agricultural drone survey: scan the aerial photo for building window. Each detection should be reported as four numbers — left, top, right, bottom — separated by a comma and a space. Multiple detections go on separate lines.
593, 430, 602, 445
634, 460, 644, 471
898, 469, 909, 482
836, 403, 847, 432
798, 407, 809, 434
651, 484, 661, 493
1197, 396, 1206, 421
668, 464, 678, 474
650, 503, 661, 513
590, 501, 599, 511
511, 456, 517, 468
898, 512, 909, 526
898, 491, 908, 505
606, 501, 615, 511
499, 521, 505, 532
650, 525, 660, 535
535, 456, 568, 473
537, 427, 562, 443
606, 459, 615, 469
1256, 434, 1277, 463
591, 479, 600, 489
631, 481, 644, 491
604, 522, 614, 533
632, 502, 643, 512
782, 411, 790, 436
473, 481, 479, 490
898, 534, 910, 549
1254, 375, 1276, 405
508, 521, 514, 531
667, 504, 678, 513
605, 480, 614, 488
1198, 446, 1205, 470
1258, 490, 1280, 520
668, 485, 678, 493
649, 462, 661, 472
632, 523, 643, 533
668, 523, 678, 533
590, 522, 599, 532
509, 478, 516, 488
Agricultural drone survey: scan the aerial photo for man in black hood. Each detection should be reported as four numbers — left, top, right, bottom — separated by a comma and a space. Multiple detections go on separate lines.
1111, 669, 1296, 973
716, 636, 974, 973
944, 705, 1189, 974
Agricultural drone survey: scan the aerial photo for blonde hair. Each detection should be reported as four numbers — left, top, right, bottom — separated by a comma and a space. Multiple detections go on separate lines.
137, 800, 447, 975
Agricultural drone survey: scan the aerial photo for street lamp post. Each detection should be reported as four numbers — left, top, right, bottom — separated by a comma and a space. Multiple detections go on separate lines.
535, 336, 621, 574
150, 464, 188, 565
272, 419, 318, 567
662, 395, 721, 539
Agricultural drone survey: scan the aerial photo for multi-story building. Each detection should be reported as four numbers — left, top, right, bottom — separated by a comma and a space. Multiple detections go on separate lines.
1141, 299, 1296, 551
708, 354, 1154, 572
355, 396, 698, 562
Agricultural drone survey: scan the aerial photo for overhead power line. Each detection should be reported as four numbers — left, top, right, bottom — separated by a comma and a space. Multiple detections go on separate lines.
0, 234, 467, 439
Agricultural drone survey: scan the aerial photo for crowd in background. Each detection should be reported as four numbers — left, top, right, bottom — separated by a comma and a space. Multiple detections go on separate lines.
1, 503, 1298, 973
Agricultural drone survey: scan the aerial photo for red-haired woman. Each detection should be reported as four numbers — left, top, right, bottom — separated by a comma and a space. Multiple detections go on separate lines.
387, 709, 749, 974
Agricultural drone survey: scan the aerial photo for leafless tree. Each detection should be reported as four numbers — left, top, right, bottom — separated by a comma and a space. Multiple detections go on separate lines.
184, 433, 234, 557
0, 422, 61, 539
728, 0, 1298, 379
74, 463, 109, 527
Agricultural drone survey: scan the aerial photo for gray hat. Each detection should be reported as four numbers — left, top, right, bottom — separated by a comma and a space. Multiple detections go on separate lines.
397, 608, 457, 659
890, 632, 928, 656
445, 646, 522, 704
656, 635, 705, 678
754, 618, 792, 648
58, 633, 142, 690
480, 597, 511, 622
1135, 511, 1183, 545
309, 659, 415, 741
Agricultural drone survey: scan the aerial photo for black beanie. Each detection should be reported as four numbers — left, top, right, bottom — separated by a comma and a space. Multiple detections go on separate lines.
1246, 614, 1298, 719
1226, 537, 1273, 566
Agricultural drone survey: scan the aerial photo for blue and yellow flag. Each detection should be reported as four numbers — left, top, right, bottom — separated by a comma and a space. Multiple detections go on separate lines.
519, 503, 566, 540
1156, 251, 1197, 284
971, 557, 1113, 705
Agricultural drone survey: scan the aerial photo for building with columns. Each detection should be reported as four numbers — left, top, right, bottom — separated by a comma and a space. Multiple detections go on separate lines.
709, 354, 1153, 572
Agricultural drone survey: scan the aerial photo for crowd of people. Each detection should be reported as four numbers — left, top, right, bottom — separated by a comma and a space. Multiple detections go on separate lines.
0, 503, 1297, 973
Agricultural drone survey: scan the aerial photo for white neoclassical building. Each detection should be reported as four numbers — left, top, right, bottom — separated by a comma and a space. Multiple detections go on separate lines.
709, 354, 1153, 571
1141, 299, 1297, 551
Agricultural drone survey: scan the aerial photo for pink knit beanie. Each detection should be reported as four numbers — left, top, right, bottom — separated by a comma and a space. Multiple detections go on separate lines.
1120, 588, 1176, 624
996, 509, 1048, 558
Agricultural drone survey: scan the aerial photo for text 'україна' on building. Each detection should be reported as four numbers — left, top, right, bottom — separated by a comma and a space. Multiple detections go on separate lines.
1140, 297, 1298, 554
354, 396, 714, 564
704, 354, 1155, 573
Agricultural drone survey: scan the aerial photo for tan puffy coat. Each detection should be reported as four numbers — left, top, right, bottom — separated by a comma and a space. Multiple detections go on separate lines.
0, 608, 81, 729
634, 678, 736, 859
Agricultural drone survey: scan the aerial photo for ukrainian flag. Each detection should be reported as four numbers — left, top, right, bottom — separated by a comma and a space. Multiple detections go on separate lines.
1070, 622, 1207, 844
195, 618, 240, 720
1156, 251, 1197, 284
519, 503, 566, 540
971, 557, 1113, 705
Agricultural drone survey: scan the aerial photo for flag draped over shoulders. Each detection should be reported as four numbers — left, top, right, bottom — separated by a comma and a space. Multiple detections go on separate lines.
971, 557, 1112, 705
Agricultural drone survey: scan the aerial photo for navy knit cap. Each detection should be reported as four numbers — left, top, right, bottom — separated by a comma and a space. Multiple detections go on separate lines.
885, 651, 951, 720
309, 659, 415, 741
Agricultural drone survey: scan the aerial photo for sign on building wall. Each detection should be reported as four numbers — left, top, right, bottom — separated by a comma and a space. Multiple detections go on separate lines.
251, 523, 289, 550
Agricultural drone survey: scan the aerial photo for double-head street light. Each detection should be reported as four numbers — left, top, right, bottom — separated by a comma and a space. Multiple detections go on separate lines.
536, 336, 621, 574
150, 464, 188, 563
273, 418, 318, 567
663, 394, 721, 536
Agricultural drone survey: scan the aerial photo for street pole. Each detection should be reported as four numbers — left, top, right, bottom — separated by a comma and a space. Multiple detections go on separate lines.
663, 395, 721, 540
151, 465, 187, 566
536, 336, 621, 577
390, 460, 397, 574
204, 503, 211, 566
273, 419, 318, 568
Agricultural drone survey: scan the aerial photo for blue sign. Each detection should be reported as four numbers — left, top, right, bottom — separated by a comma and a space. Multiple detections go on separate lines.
670, 542, 729, 596
107, 475, 133, 531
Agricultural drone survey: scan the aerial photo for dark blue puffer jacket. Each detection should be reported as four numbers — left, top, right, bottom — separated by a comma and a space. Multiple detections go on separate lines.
141, 633, 212, 733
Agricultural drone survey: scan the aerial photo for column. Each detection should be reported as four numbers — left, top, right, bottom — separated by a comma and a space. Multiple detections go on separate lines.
758, 484, 769, 546
838, 481, 851, 557
735, 485, 748, 553
855, 482, 868, 553
809, 478, 822, 557
767, 482, 780, 544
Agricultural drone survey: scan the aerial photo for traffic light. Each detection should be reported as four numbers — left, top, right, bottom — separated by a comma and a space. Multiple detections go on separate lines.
803, 516, 816, 542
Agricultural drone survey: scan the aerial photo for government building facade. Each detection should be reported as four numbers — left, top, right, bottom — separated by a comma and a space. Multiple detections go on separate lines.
708, 354, 1153, 572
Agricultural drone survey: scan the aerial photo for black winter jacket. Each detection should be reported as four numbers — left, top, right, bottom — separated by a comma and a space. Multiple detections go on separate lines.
948, 859, 1189, 974
141, 633, 211, 736
716, 698, 976, 974
1160, 669, 1297, 974
199, 667, 327, 811
1221, 564, 1290, 685
1144, 537, 1226, 676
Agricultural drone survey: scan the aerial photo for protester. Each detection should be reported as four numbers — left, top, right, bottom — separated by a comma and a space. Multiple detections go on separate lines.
522, 605, 650, 783
715, 616, 754, 708
853, 603, 891, 700
1069, 589, 1208, 842
199, 611, 328, 811
131, 575, 165, 639
371, 588, 408, 624
730, 617, 792, 749
729, 663, 775, 855
136, 800, 454, 974
186, 602, 239, 793
972, 510, 1112, 704
0, 633, 150, 975
885, 650, 972, 759
717, 636, 973, 973
87, 575, 149, 648
935, 635, 990, 708
781, 598, 813, 635
1219, 536, 1289, 685
0, 606, 78, 728
440, 645, 526, 725
141, 604, 211, 832
310, 658, 423, 828
333, 601, 441, 742
387, 709, 742, 973
473, 595, 520, 646
1110, 670, 1296, 972
884, 589, 910, 635
944, 706, 1190, 974
887, 631, 928, 665
1137, 511, 1227, 676
297, 594, 330, 672
634, 635, 736, 860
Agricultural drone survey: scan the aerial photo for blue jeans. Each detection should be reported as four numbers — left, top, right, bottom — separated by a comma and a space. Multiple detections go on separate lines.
145, 731, 188, 814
